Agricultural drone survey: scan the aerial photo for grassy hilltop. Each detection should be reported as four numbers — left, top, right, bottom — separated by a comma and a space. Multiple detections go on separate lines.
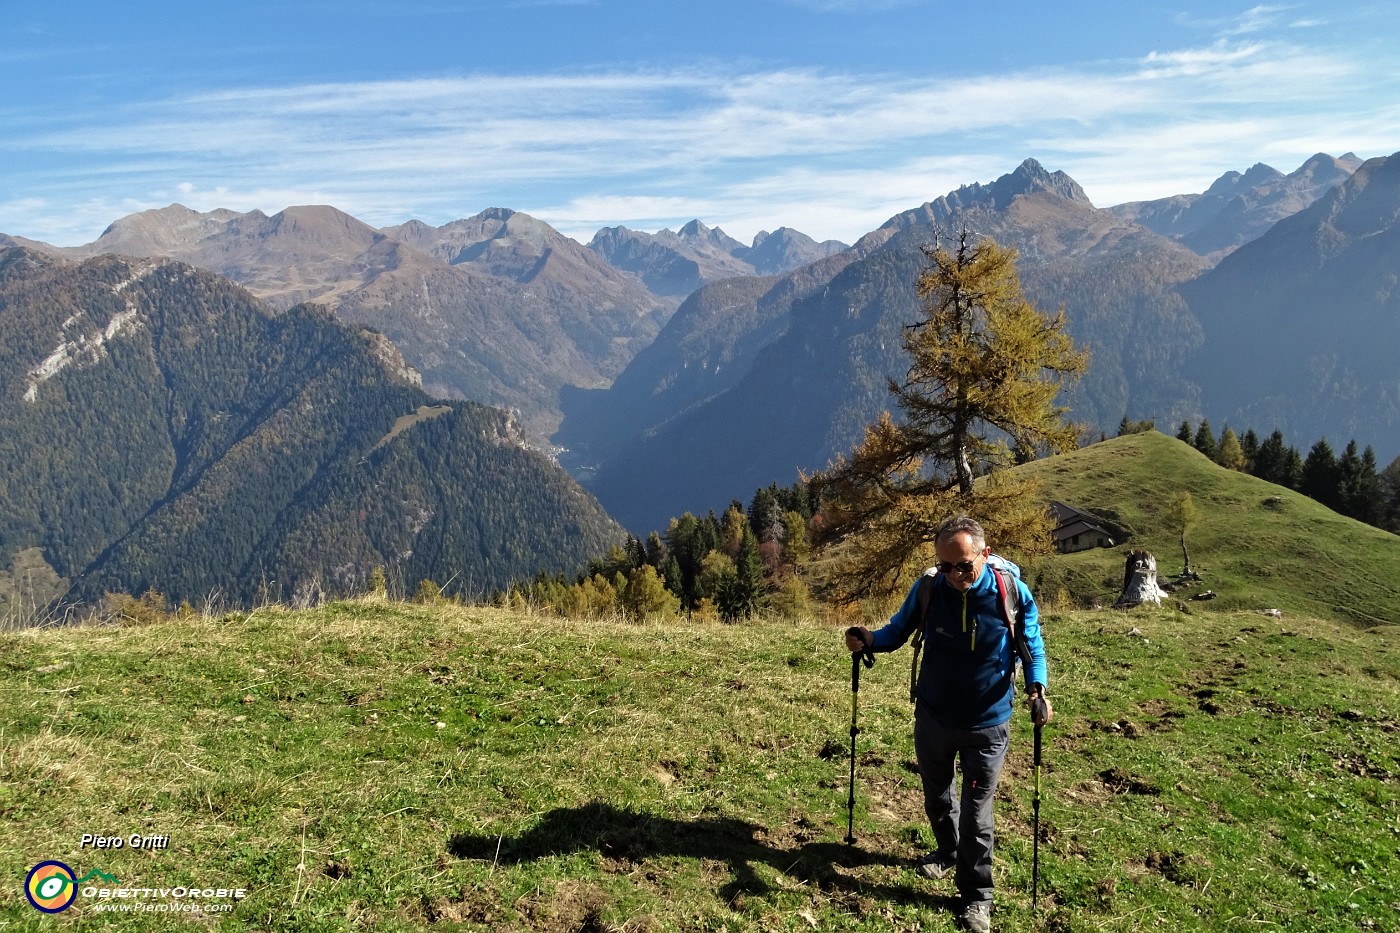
2, 431, 1398, 931
1021, 432, 1400, 626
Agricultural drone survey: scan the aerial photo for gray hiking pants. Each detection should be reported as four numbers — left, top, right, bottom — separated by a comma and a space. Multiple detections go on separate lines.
914, 702, 1010, 905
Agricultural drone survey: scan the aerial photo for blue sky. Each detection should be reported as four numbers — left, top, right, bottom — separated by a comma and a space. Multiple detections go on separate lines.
4, 1, 1399, 247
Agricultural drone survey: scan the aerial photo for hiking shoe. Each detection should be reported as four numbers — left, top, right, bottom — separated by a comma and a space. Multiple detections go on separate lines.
915, 850, 955, 879
959, 900, 992, 933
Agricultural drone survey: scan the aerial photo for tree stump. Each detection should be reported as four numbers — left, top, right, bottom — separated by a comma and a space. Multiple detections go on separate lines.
1115, 549, 1168, 608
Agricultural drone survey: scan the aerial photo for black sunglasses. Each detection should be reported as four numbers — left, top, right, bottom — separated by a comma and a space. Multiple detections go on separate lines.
935, 559, 978, 574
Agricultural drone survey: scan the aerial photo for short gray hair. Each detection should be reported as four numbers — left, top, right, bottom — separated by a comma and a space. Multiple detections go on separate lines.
935, 515, 986, 548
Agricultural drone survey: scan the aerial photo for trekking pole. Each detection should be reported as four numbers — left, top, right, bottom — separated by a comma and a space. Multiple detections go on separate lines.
1030, 695, 1048, 911
845, 643, 875, 845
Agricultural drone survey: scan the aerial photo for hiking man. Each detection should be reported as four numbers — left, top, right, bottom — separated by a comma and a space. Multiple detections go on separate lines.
844, 515, 1052, 933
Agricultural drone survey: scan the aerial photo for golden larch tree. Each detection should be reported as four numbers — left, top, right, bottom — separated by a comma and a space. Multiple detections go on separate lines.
811, 230, 1088, 602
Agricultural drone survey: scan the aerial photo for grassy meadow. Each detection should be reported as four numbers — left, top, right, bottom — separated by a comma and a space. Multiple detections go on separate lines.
3, 598, 1397, 932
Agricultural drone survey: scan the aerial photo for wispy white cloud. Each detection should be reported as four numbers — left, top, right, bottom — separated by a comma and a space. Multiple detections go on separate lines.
1226, 5, 1294, 36
1174, 4, 1295, 36
2, 31, 1395, 246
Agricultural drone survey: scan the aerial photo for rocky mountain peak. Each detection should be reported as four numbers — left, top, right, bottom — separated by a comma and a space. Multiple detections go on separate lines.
476, 207, 518, 223
737, 227, 847, 275
265, 205, 379, 244
673, 220, 745, 253
1290, 152, 1364, 187
1202, 170, 1245, 199
1239, 162, 1285, 188
885, 158, 1098, 234
1000, 158, 1094, 206
1311, 151, 1400, 238
90, 204, 243, 257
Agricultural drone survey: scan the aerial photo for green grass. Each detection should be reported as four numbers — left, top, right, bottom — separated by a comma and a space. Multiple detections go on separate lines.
3, 598, 1398, 931
1019, 432, 1400, 626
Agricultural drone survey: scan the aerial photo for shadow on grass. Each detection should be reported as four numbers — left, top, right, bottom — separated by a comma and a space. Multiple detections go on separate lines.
448, 800, 956, 916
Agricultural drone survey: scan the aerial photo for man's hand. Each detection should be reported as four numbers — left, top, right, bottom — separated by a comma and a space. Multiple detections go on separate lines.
1028, 687, 1053, 726
844, 626, 872, 654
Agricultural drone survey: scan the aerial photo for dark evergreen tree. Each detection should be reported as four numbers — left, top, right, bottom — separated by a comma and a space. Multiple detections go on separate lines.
665, 512, 705, 609
700, 510, 722, 555
1252, 430, 1290, 486
1240, 429, 1260, 472
661, 555, 684, 600
1282, 446, 1305, 490
747, 484, 783, 543
1300, 439, 1342, 511
1337, 440, 1363, 519
717, 526, 766, 621
1340, 443, 1386, 526
1177, 421, 1193, 443
625, 534, 647, 569
644, 531, 666, 569
1382, 455, 1400, 533
1193, 419, 1217, 460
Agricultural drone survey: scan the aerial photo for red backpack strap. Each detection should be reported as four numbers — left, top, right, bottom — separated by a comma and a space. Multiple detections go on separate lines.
992, 567, 1034, 674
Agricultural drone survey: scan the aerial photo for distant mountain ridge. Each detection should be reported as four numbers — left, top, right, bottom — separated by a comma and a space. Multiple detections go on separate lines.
37, 204, 671, 440
555, 242, 869, 473
0, 247, 622, 606
587, 220, 847, 298
1181, 152, 1400, 453
1110, 152, 1362, 258
26, 205, 844, 442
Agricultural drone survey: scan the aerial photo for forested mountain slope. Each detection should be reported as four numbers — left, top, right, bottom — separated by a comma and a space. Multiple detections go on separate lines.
0, 248, 621, 607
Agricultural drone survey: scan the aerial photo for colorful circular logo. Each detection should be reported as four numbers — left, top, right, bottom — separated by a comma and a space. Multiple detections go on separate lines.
26, 861, 78, 913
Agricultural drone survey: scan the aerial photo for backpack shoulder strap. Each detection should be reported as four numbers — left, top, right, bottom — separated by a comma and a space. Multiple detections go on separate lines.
909, 572, 936, 703
991, 567, 1019, 627
992, 567, 1035, 674
915, 572, 936, 623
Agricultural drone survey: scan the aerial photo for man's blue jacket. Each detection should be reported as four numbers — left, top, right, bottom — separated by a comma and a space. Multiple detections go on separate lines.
867, 565, 1048, 730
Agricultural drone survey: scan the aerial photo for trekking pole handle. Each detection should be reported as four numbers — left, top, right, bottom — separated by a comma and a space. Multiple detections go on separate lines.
847, 650, 867, 691
1031, 696, 1048, 762
845, 628, 875, 690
